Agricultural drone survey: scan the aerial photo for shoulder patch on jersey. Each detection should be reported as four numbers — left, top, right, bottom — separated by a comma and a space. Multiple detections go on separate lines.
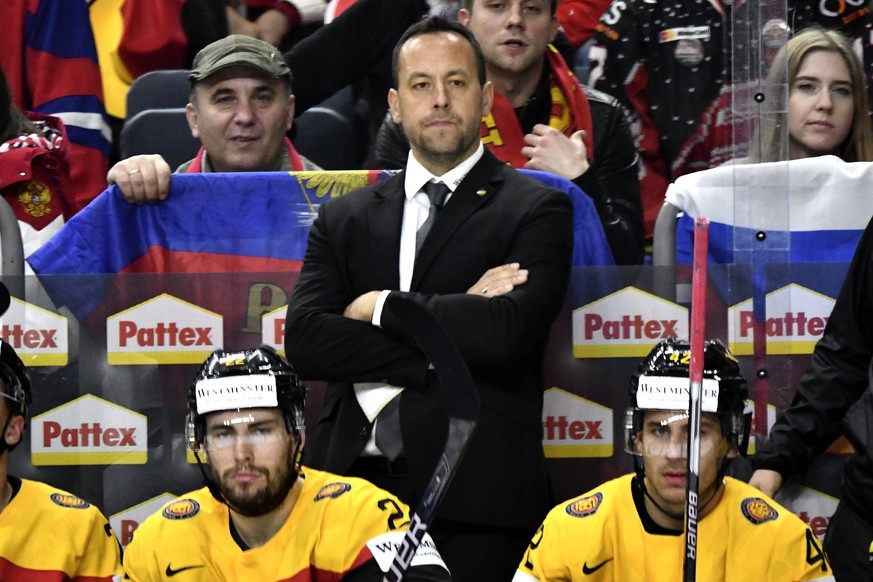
162, 499, 200, 520
315, 482, 352, 501
50, 493, 90, 509
566, 492, 603, 518
741, 497, 779, 525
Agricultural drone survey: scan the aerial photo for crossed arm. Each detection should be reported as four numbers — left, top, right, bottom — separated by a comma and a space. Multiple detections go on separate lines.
284, 188, 573, 387
343, 263, 529, 321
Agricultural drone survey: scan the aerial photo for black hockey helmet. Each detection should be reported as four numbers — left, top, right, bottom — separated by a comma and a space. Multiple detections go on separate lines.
625, 337, 748, 456
186, 345, 306, 452
0, 338, 31, 454
0, 338, 31, 419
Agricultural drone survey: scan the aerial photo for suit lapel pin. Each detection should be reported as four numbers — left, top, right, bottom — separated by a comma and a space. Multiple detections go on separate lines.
476, 189, 487, 197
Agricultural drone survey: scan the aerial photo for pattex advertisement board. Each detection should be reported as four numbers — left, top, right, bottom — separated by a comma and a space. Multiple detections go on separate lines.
30, 395, 147, 466
0, 297, 68, 366
572, 287, 688, 358
106, 293, 223, 364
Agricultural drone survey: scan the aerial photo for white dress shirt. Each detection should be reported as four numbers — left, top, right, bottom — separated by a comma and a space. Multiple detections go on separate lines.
354, 144, 484, 455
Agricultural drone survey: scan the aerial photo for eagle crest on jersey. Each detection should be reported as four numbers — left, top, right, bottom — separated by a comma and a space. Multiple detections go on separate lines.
565, 492, 603, 518
741, 497, 779, 525
315, 482, 352, 501
162, 499, 200, 520
50, 493, 89, 509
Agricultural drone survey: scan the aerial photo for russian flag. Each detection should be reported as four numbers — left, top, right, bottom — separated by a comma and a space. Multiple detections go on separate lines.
667, 155, 873, 299
28, 169, 613, 319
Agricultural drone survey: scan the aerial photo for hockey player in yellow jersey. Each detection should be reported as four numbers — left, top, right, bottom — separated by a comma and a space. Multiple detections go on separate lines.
123, 345, 450, 581
514, 338, 834, 582
0, 292, 123, 582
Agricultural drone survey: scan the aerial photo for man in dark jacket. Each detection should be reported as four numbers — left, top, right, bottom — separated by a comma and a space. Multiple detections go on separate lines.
750, 215, 873, 580
372, 0, 644, 267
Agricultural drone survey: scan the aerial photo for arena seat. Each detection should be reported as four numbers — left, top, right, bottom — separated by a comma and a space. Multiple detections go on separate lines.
125, 70, 191, 120
119, 108, 201, 170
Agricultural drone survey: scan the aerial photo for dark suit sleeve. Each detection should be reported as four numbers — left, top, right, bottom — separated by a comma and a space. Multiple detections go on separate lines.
381, 184, 573, 373
287, 171, 572, 388
285, 199, 430, 388
752, 218, 873, 478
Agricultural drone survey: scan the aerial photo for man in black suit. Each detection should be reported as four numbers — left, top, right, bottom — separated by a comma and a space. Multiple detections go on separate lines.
285, 17, 573, 581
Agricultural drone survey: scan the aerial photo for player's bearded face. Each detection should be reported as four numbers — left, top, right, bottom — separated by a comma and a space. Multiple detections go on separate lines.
204, 409, 298, 517
211, 448, 296, 517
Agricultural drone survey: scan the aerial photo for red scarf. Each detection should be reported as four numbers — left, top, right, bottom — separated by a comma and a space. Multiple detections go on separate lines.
185, 137, 305, 173
480, 45, 594, 166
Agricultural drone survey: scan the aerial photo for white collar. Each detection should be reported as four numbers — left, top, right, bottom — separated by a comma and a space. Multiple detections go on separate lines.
403, 143, 484, 200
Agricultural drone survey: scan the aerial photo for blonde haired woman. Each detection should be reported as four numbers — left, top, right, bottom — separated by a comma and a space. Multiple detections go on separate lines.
750, 26, 873, 163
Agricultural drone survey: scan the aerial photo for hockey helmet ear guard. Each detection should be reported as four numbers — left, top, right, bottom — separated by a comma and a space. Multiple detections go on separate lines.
186, 345, 306, 453
626, 337, 748, 457
0, 339, 31, 419
0, 339, 31, 453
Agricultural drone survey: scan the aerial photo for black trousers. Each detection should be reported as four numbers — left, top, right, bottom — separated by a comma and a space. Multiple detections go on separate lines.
348, 456, 418, 507
429, 519, 533, 582
348, 456, 534, 581
824, 501, 873, 581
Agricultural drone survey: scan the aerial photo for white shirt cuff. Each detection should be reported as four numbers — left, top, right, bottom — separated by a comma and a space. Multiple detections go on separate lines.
372, 290, 391, 327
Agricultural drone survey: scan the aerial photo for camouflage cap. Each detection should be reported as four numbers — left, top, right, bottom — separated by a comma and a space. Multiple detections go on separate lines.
188, 35, 292, 83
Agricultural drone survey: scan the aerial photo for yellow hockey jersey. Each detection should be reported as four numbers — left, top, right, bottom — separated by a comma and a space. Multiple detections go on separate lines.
514, 474, 834, 582
123, 467, 447, 581
0, 477, 122, 581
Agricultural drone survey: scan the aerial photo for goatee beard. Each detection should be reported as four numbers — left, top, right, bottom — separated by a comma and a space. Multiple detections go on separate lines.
216, 464, 296, 517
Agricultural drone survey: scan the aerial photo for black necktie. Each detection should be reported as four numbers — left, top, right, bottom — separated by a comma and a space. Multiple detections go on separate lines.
374, 395, 403, 460
415, 181, 450, 254
374, 182, 450, 460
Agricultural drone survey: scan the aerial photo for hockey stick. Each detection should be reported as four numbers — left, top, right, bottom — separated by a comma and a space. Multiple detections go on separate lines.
383, 296, 479, 582
684, 217, 709, 582
0, 282, 9, 317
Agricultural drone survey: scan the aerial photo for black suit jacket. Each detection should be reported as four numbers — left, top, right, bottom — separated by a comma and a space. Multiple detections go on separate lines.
285, 150, 573, 529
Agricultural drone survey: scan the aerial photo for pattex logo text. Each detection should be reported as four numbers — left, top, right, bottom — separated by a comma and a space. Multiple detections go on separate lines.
0, 298, 68, 366
31, 395, 147, 465
573, 287, 687, 358
107, 294, 223, 364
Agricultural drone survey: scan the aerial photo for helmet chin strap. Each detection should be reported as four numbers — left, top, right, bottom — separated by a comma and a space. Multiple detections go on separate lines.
194, 449, 229, 508
0, 413, 19, 456
634, 455, 730, 524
